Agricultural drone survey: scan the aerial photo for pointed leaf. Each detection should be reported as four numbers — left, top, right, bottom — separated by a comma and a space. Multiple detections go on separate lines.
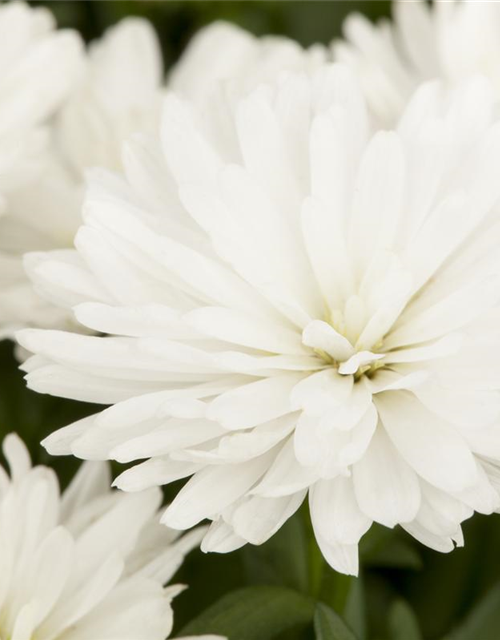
389, 600, 422, 640
445, 583, 500, 640
179, 586, 315, 640
314, 603, 359, 640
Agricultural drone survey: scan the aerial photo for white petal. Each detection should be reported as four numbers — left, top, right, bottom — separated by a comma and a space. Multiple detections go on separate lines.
162, 453, 273, 529
314, 532, 359, 576
74, 302, 197, 340
3, 432, 31, 481
39, 553, 124, 637
161, 92, 222, 189
376, 391, 478, 493
353, 426, 421, 527
174, 414, 294, 464
415, 481, 472, 538
251, 437, 318, 497
414, 383, 500, 429
231, 491, 306, 545
185, 306, 304, 354
294, 402, 377, 477
113, 457, 201, 492
290, 369, 352, 416
110, 419, 225, 463
310, 476, 371, 545
348, 131, 405, 277
61, 462, 111, 521
402, 522, 455, 554
201, 519, 247, 554
207, 374, 301, 430
386, 275, 500, 349
300, 196, 353, 311
302, 320, 354, 361
338, 351, 383, 376
383, 333, 463, 365
319, 379, 372, 431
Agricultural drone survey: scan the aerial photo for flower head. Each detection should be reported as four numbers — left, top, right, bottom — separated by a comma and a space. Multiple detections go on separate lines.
0, 14, 164, 336
0, 1, 83, 335
334, 0, 500, 126
0, 0, 82, 201
57, 17, 163, 177
18, 65, 500, 575
0, 433, 212, 640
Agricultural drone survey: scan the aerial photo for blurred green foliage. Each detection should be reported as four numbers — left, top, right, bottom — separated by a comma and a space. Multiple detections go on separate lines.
1, 1, 499, 639
31, 1, 392, 57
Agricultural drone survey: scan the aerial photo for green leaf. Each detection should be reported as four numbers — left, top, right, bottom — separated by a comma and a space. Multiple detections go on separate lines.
243, 512, 309, 594
389, 600, 422, 640
444, 583, 500, 640
314, 603, 359, 640
343, 575, 366, 640
178, 585, 315, 640
318, 570, 365, 639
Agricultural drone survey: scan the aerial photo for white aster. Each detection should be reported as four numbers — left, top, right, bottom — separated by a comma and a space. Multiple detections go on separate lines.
0, 15, 163, 335
0, 1, 83, 335
0, 0, 82, 201
17, 65, 500, 575
334, 0, 500, 126
0, 433, 220, 640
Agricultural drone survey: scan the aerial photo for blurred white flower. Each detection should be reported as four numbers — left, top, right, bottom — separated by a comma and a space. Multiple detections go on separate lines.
334, 0, 500, 126
0, 433, 220, 640
57, 17, 164, 177
0, 1, 82, 333
18, 65, 500, 575
0, 0, 82, 203
0, 15, 163, 336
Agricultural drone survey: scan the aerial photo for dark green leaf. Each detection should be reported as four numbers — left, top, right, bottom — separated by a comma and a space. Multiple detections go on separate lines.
243, 512, 309, 593
389, 600, 422, 640
179, 586, 315, 640
343, 575, 366, 640
314, 603, 359, 640
445, 583, 500, 640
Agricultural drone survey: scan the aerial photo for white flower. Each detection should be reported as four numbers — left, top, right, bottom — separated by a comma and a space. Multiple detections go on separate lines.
0, 0, 82, 203
56, 17, 163, 177
0, 15, 163, 336
0, 433, 221, 640
17, 65, 500, 576
0, 1, 83, 335
334, 0, 500, 127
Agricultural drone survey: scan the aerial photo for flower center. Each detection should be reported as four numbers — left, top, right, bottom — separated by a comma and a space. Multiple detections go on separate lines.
302, 315, 386, 380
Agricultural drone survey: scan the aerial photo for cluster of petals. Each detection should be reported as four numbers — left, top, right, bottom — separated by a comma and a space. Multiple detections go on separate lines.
0, 11, 325, 337
0, 1, 82, 336
17, 58, 500, 575
0, 7, 164, 335
336, 0, 500, 126
0, 433, 220, 640
0, 1, 81, 206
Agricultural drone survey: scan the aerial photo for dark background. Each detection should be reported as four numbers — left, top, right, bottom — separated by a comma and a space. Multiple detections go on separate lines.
2, 2, 500, 638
